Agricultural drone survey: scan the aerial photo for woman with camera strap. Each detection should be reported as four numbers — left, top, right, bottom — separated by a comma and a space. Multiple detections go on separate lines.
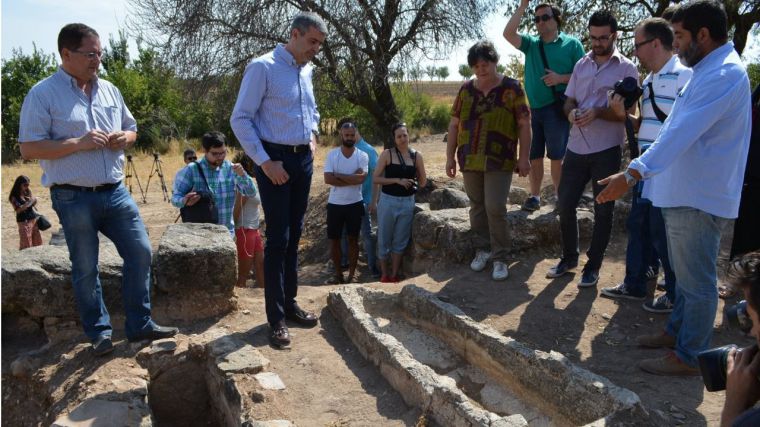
370, 123, 426, 283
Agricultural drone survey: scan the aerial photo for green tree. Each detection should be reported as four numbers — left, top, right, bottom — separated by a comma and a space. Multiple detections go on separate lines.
1, 46, 58, 163
130, 0, 503, 146
504, 55, 525, 83
425, 65, 438, 82
496, 64, 506, 74
458, 64, 472, 80
748, 63, 760, 90
437, 66, 449, 81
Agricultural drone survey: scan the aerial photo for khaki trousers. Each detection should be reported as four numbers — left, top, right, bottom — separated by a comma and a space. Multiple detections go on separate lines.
462, 171, 513, 262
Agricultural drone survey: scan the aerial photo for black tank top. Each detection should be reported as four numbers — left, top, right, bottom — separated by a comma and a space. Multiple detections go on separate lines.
382, 148, 417, 197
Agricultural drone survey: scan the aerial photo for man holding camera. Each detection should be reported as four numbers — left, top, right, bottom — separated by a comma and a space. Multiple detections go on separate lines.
721, 251, 760, 427
546, 10, 638, 288
503, 0, 585, 212
597, 0, 751, 376
600, 18, 692, 313
18, 23, 178, 355
171, 131, 257, 234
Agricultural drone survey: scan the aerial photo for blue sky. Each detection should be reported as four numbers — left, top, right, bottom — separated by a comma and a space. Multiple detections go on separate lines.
2, 0, 757, 79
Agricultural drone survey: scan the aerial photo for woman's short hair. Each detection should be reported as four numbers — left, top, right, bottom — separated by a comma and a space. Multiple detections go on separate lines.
467, 40, 499, 67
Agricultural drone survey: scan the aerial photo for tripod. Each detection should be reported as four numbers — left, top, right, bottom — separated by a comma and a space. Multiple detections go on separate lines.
124, 155, 147, 202
145, 153, 170, 203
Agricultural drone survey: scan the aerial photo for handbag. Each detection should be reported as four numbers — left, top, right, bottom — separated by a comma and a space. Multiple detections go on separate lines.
36, 214, 52, 231
538, 40, 567, 116
180, 162, 219, 224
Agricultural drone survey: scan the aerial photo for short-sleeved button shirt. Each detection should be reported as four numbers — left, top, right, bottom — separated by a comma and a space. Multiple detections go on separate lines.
451, 77, 530, 172
519, 33, 585, 109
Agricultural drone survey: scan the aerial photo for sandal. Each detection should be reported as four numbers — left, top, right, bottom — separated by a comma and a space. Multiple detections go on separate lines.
718, 284, 737, 299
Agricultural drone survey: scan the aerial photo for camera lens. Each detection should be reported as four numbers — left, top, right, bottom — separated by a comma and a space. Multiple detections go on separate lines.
725, 300, 752, 334
698, 344, 738, 391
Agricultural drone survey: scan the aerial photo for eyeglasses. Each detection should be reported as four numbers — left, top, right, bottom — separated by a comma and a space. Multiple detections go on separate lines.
534, 13, 554, 23
185, 156, 197, 161
589, 34, 613, 42
73, 50, 103, 60
633, 38, 656, 51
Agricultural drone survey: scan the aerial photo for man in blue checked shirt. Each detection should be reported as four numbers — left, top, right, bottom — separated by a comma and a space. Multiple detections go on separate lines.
172, 131, 257, 234
230, 11, 326, 348
18, 23, 178, 356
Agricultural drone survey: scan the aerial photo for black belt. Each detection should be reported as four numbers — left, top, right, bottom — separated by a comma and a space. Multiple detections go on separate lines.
263, 141, 310, 154
52, 182, 121, 192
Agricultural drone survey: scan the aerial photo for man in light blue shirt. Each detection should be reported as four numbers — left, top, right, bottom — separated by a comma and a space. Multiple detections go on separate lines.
597, 1, 751, 376
18, 23, 178, 356
230, 12, 326, 349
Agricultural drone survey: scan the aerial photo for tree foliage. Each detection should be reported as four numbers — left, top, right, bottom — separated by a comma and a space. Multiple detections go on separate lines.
129, 0, 504, 146
1, 46, 58, 163
458, 64, 472, 79
503, 0, 760, 55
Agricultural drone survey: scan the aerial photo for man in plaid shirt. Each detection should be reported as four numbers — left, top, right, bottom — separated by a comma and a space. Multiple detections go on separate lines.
172, 131, 257, 234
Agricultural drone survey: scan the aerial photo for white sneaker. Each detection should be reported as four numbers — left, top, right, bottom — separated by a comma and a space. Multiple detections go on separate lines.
492, 261, 509, 281
470, 250, 491, 272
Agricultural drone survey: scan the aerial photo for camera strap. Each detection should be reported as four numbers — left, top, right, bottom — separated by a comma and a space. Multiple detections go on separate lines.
647, 82, 668, 123
538, 40, 562, 103
193, 161, 214, 198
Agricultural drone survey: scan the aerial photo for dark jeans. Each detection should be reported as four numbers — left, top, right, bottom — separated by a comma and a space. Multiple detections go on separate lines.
558, 146, 621, 271
623, 194, 676, 299
254, 149, 313, 326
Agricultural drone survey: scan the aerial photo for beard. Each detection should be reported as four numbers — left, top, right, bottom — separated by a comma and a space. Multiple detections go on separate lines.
592, 43, 614, 57
678, 41, 702, 67
342, 140, 356, 148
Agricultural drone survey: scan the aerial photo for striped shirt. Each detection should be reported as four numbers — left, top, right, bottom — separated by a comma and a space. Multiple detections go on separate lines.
18, 67, 137, 187
230, 44, 320, 165
638, 55, 692, 151
171, 157, 257, 234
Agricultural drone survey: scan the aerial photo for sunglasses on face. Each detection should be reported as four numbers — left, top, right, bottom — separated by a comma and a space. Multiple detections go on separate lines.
534, 14, 553, 23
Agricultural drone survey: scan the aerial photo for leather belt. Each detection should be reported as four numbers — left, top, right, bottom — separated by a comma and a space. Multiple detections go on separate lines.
263, 141, 310, 154
52, 182, 121, 192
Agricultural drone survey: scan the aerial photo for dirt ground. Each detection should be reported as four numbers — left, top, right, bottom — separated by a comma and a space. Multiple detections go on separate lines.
1, 136, 751, 426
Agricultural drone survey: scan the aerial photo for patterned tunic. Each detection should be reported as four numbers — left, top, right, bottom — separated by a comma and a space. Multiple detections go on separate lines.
451, 77, 530, 172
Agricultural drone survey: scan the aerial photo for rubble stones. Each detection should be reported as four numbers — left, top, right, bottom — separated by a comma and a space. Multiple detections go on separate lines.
428, 188, 470, 210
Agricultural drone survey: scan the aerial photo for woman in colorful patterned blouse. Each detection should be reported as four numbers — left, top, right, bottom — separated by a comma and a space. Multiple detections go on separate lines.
445, 40, 532, 281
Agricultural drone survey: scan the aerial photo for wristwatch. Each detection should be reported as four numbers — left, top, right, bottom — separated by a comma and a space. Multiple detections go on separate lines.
623, 169, 638, 187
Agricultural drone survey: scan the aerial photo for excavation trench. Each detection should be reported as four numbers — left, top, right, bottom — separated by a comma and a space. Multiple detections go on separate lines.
328, 285, 667, 427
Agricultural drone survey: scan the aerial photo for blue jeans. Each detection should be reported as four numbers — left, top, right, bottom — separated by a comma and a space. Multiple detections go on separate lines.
341, 203, 378, 272
529, 104, 571, 160
376, 193, 415, 259
50, 184, 153, 342
253, 149, 313, 326
623, 194, 676, 300
662, 207, 730, 367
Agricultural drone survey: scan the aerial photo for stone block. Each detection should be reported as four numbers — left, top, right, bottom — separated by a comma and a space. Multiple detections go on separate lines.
428, 188, 470, 210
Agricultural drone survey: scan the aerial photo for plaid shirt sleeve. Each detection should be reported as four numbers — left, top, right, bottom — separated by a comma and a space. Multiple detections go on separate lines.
171, 164, 197, 208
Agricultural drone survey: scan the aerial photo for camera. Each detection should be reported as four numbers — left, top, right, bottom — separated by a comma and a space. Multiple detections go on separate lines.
726, 300, 752, 334
698, 344, 758, 391
613, 77, 643, 109
153, 153, 160, 160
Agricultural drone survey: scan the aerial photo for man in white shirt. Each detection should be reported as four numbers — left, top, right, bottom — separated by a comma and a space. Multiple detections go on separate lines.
600, 18, 692, 316
324, 121, 369, 283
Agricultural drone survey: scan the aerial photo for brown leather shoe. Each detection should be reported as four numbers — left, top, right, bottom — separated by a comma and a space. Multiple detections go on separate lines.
639, 352, 700, 376
269, 320, 291, 348
636, 332, 676, 348
285, 305, 318, 327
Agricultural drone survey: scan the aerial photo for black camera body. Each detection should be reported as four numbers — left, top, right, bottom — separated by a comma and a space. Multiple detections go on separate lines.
613, 77, 643, 109
698, 344, 759, 391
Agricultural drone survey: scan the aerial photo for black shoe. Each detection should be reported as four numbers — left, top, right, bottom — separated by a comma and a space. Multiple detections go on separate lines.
92, 335, 114, 356
127, 324, 179, 342
521, 196, 540, 212
285, 305, 319, 327
270, 320, 291, 348
578, 269, 599, 288
546, 258, 578, 278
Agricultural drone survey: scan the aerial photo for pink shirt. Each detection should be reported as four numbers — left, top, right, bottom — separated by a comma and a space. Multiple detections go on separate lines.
565, 49, 639, 155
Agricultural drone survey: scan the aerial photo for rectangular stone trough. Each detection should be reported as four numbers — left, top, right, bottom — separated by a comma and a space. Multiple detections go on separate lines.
327, 285, 665, 427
